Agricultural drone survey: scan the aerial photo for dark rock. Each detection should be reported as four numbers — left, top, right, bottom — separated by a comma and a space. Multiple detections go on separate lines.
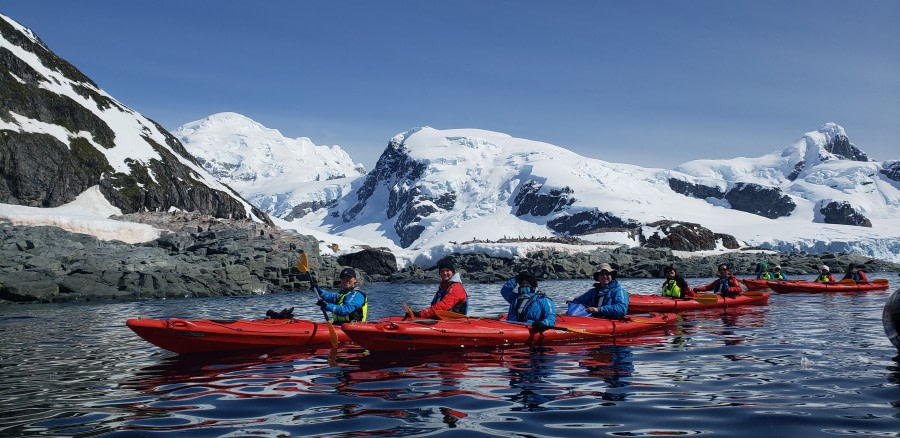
880, 161, 900, 183
824, 133, 869, 162
514, 179, 576, 216
641, 220, 718, 251
337, 248, 398, 278
547, 209, 638, 235
724, 182, 796, 219
667, 178, 726, 199
818, 200, 872, 227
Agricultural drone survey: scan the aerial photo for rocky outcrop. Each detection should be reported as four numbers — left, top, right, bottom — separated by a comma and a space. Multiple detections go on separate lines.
514, 179, 575, 216
667, 178, 726, 199
881, 161, 900, 183
818, 200, 872, 227
406, 249, 900, 284
0, 16, 269, 224
337, 248, 398, 280
724, 183, 795, 219
641, 220, 721, 252
824, 133, 869, 162
341, 138, 453, 248
546, 209, 638, 235
0, 212, 338, 303
715, 233, 742, 249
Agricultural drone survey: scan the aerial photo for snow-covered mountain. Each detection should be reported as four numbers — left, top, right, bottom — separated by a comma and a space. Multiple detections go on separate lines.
0, 14, 267, 223
175, 113, 365, 220
297, 125, 896, 264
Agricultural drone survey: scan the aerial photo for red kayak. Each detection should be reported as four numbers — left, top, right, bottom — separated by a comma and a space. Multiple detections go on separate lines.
767, 279, 889, 294
340, 313, 676, 352
628, 292, 769, 313
126, 317, 352, 354
742, 278, 773, 290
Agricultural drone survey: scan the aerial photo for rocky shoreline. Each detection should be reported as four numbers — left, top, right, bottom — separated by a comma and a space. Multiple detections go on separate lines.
1, 213, 897, 304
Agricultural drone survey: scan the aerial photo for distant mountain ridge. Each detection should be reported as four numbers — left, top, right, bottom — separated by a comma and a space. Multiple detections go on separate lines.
175, 112, 365, 219
182, 114, 899, 262
0, 14, 268, 223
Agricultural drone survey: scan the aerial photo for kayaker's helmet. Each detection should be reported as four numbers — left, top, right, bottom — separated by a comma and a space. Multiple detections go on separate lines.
774, 265, 782, 271
820, 265, 830, 272
760, 263, 769, 270
593, 263, 616, 281
339, 267, 357, 278
437, 259, 456, 273
515, 271, 538, 290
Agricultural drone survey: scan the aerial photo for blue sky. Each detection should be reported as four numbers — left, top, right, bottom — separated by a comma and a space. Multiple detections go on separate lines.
4, 1, 898, 170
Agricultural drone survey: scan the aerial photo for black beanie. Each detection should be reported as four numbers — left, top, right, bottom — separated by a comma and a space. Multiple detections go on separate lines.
437, 259, 456, 273
515, 271, 538, 290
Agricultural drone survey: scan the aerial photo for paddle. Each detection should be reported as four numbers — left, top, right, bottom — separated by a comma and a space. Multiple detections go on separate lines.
296, 251, 339, 349
692, 294, 722, 305
874, 279, 889, 285
435, 310, 467, 319
403, 303, 417, 319
840, 278, 857, 285
503, 319, 609, 337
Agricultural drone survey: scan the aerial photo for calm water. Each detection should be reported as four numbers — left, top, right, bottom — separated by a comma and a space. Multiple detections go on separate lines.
2, 275, 899, 437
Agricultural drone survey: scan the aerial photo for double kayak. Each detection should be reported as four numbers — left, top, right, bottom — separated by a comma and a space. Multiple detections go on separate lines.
767, 279, 889, 294
126, 317, 351, 354
628, 291, 769, 313
340, 313, 676, 352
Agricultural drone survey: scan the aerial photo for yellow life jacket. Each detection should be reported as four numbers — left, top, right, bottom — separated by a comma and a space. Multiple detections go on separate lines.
662, 279, 681, 298
815, 274, 831, 283
332, 289, 368, 323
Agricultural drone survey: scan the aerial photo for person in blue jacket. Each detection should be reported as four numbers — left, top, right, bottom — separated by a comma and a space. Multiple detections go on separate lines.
316, 267, 368, 324
568, 263, 629, 319
772, 265, 788, 280
501, 271, 556, 331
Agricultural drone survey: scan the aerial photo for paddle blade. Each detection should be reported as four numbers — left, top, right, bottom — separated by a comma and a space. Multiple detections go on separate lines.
326, 321, 338, 349
692, 294, 721, 305
296, 251, 309, 273
434, 310, 467, 319
839, 278, 857, 285
874, 279, 889, 285
403, 303, 416, 319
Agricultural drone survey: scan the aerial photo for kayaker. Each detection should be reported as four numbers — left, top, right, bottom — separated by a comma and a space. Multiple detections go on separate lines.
814, 265, 836, 283
661, 265, 695, 299
500, 271, 556, 331
413, 259, 468, 318
568, 263, 629, 319
695, 263, 743, 297
772, 265, 788, 280
842, 264, 869, 283
316, 267, 368, 324
755, 263, 773, 280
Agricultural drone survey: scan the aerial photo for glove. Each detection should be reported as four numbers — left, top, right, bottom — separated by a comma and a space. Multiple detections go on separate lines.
532, 321, 547, 331
266, 309, 277, 319
316, 299, 328, 312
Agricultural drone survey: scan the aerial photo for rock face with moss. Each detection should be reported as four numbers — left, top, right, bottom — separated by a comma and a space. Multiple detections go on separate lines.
0, 14, 269, 224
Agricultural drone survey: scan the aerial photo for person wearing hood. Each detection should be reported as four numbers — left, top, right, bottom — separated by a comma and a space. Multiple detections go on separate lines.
414, 259, 468, 318
501, 271, 556, 331
567, 263, 629, 319
315, 267, 368, 324
756, 263, 773, 280
814, 265, 836, 283
772, 265, 788, 281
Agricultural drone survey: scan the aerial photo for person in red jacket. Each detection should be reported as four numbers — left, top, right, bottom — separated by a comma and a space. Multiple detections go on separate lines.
414, 259, 468, 318
694, 263, 743, 298
842, 264, 869, 283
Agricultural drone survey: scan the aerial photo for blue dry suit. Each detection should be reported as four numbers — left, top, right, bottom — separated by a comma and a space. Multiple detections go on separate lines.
319, 287, 367, 324
500, 277, 556, 327
570, 279, 629, 319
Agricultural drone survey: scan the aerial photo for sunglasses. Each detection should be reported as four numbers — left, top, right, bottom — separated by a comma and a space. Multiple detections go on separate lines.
718, 268, 729, 272
597, 271, 612, 276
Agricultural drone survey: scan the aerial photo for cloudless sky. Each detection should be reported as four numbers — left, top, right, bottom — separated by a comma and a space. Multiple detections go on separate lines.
3, 1, 898, 170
